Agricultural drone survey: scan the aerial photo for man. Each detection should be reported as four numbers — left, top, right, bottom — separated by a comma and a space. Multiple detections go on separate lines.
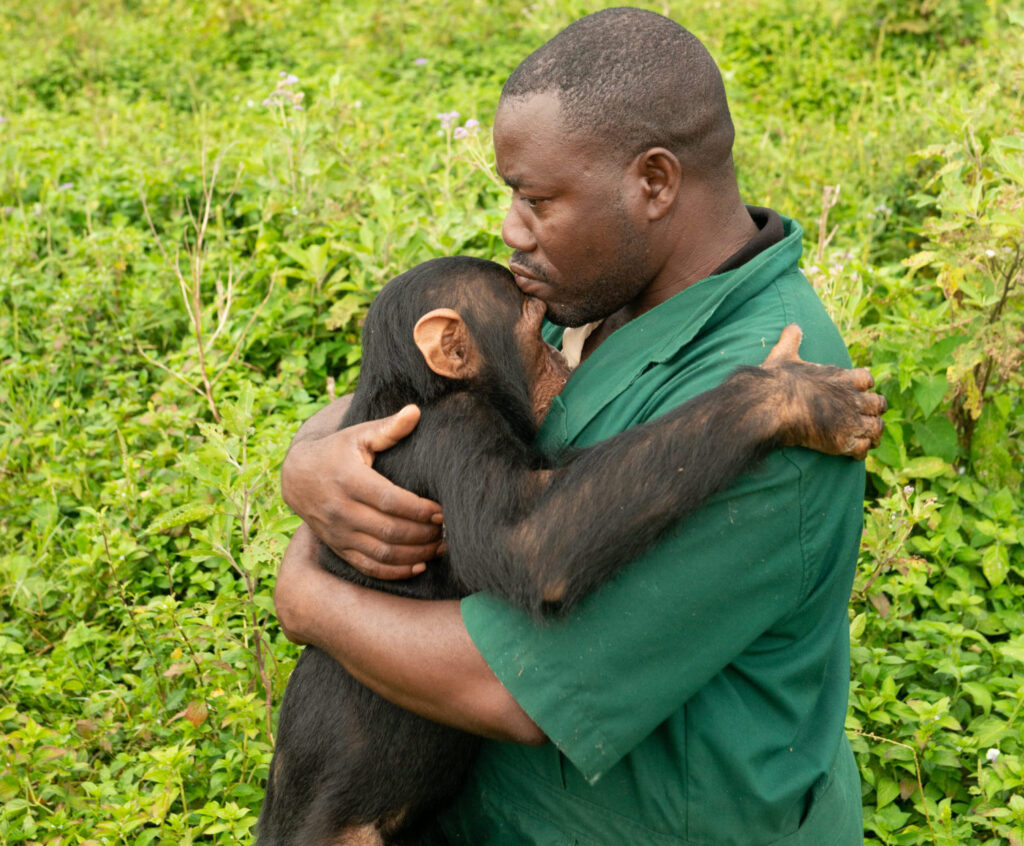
275, 8, 865, 844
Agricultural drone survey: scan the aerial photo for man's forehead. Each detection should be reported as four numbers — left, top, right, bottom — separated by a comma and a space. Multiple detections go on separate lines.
494, 94, 595, 188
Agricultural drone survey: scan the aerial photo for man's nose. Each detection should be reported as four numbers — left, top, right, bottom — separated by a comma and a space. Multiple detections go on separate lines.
501, 204, 537, 251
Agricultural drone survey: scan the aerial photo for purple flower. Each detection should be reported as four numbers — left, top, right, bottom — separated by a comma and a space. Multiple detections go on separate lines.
437, 110, 460, 129
414, 57, 428, 66
57, 182, 75, 192
282, 73, 300, 86
453, 127, 469, 140
0, 115, 7, 125
464, 118, 480, 130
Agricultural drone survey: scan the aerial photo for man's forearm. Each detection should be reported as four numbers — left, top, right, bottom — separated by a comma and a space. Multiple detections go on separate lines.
275, 526, 546, 745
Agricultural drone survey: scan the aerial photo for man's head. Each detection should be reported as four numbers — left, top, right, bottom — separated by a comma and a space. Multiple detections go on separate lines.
494, 8, 739, 326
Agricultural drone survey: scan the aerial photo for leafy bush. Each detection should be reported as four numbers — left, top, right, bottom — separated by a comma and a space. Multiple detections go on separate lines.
1, 0, 1022, 842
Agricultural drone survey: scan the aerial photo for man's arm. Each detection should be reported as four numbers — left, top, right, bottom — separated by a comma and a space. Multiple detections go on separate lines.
274, 523, 547, 745
281, 401, 445, 578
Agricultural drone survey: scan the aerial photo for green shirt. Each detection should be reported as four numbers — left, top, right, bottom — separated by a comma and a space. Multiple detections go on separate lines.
440, 216, 864, 845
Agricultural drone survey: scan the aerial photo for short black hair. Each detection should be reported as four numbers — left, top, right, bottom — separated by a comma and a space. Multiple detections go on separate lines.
501, 7, 735, 174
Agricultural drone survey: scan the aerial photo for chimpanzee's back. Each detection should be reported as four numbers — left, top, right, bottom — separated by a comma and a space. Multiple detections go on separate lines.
256, 400, 483, 846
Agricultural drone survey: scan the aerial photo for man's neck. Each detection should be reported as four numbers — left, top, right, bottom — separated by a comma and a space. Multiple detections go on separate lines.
580, 204, 760, 362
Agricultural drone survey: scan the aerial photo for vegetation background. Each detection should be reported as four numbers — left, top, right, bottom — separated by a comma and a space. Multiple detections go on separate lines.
1, 0, 1022, 842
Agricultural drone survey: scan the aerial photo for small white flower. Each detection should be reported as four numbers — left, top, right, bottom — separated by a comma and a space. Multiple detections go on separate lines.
986, 747, 1000, 763
986, 249, 996, 257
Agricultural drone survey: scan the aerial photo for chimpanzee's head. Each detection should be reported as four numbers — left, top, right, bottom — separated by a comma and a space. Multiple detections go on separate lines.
356, 256, 571, 436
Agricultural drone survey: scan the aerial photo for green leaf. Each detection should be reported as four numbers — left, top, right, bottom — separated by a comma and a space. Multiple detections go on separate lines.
912, 374, 948, 418
901, 456, 953, 480
999, 639, 1024, 665
146, 503, 218, 534
902, 250, 939, 270
875, 776, 900, 809
982, 544, 1010, 588
912, 415, 959, 464
961, 681, 993, 714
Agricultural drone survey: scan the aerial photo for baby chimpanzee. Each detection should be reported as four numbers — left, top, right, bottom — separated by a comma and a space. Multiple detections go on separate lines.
257, 256, 885, 846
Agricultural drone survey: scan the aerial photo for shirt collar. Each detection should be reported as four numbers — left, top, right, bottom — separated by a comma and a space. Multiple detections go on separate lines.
539, 212, 804, 448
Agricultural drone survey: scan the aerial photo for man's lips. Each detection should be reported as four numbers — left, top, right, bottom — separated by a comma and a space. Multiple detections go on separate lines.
509, 263, 546, 294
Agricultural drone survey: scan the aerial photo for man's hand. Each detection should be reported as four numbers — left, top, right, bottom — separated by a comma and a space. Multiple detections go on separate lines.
274, 523, 331, 645
281, 404, 444, 580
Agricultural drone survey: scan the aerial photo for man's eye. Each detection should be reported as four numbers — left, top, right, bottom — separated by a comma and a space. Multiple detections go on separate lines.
522, 196, 545, 209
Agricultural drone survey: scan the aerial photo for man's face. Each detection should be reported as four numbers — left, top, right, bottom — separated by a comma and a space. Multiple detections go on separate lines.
493, 93, 652, 327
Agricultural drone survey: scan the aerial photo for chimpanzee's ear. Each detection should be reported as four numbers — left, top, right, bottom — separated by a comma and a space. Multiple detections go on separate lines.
412, 308, 481, 380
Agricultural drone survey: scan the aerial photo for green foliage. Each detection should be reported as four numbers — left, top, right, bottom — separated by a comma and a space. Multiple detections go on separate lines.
1, 0, 1022, 842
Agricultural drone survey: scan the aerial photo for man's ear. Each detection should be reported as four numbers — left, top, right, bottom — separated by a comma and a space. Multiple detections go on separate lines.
635, 147, 681, 222
413, 308, 480, 379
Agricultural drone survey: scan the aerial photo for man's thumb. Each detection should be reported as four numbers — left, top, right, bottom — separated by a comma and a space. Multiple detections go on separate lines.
359, 404, 421, 455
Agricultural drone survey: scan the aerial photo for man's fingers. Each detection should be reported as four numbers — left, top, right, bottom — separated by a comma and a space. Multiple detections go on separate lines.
323, 498, 442, 546
356, 404, 423, 455
340, 547, 430, 581
340, 468, 443, 525
339, 528, 440, 565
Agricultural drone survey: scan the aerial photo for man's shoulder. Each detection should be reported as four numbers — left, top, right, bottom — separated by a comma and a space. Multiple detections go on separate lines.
635, 273, 848, 424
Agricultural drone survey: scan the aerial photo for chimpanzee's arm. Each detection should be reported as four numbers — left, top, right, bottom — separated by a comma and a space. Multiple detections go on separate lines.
422, 360, 881, 618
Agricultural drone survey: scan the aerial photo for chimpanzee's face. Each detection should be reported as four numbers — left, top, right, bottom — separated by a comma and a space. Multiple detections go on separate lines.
513, 293, 573, 423
494, 92, 653, 328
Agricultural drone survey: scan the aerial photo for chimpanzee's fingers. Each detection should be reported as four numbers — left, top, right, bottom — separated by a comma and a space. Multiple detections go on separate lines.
864, 413, 885, 448
762, 324, 804, 367
847, 367, 875, 392
845, 436, 872, 461
858, 391, 887, 416
838, 414, 884, 459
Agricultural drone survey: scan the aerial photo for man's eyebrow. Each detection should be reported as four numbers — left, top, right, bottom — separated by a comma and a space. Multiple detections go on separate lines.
499, 172, 521, 190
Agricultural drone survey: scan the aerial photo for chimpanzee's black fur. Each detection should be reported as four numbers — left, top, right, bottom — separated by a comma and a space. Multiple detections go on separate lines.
257, 256, 867, 846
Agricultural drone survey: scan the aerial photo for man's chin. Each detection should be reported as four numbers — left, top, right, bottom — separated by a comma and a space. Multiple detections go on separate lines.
545, 306, 602, 328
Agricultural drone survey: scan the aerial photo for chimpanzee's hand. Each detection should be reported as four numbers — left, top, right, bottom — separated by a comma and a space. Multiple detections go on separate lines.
760, 325, 887, 459
281, 405, 444, 580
